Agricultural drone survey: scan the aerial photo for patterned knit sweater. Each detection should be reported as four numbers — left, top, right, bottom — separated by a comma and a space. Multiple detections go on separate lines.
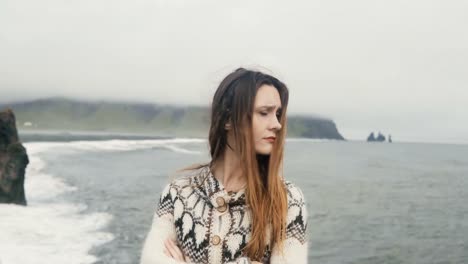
140, 165, 308, 264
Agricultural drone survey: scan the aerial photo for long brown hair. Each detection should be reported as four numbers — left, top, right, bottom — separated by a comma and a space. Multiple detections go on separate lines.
185, 68, 289, 260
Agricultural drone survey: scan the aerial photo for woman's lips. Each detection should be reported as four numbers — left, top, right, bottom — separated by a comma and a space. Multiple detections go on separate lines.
264, 137, 276, 143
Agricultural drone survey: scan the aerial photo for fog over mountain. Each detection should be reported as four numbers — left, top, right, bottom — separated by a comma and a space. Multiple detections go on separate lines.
1, 0, 467, 143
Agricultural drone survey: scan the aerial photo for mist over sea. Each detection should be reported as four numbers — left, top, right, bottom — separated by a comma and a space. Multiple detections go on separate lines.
1, 135, 467, 264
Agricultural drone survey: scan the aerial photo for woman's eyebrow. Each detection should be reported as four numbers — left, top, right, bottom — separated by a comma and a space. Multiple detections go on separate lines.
256, 105, 282, 111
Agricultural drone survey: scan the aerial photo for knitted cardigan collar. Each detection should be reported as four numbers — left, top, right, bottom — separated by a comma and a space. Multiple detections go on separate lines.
192, 165, 247, 208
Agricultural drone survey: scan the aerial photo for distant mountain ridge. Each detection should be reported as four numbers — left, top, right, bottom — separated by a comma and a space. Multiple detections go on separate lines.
0, 98, 345, 140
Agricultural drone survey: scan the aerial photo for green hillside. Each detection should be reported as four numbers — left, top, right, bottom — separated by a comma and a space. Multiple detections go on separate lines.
1, 98, 345, 139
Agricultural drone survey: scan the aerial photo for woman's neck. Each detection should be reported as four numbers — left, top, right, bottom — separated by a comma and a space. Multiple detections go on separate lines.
212, 148, 246, 192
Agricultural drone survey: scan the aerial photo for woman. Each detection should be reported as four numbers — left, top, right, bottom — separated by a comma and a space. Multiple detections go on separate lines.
140, 68, 308, 264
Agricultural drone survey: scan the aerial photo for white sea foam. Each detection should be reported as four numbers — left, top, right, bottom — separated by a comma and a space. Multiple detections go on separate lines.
0, 203, 113, 264
67, 138, 205, 154
24, 138, 205, 154
0, 143, 114, 264
162, 144, 202, 154
0, 138, 205, 263
25, 155, 77, 201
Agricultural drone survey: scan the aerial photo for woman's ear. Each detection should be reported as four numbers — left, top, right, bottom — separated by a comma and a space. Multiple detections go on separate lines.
224, 115, 232, 130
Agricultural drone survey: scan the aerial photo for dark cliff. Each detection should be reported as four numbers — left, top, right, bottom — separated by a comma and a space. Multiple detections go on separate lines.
0, 109, 29, 205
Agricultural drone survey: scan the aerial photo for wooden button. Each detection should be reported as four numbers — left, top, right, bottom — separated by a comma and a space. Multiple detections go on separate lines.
217, 204, 227, 213
216, 197, 225, 206
211, 235, 221, 245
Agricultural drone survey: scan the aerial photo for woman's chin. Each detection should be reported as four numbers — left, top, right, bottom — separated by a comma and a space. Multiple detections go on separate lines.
255, 147, 272, 155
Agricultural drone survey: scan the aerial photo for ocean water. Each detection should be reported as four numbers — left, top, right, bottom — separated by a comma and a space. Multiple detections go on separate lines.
1, 137, 467, 264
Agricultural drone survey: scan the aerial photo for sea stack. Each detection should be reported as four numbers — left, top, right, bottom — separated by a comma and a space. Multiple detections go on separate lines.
0, 108, 29, 205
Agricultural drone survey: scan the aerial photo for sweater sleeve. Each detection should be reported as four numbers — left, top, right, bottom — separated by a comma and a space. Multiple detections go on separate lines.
140, 183, 184, 264
270, 183, 308, 264
224, 257, 255, 264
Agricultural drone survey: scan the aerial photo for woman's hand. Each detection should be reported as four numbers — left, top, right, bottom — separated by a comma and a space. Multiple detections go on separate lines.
164, 238, 190, 263
164, 238, 261, 264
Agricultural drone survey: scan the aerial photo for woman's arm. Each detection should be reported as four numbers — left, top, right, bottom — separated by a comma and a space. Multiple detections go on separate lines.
226, 183, 308, 264
225, 258, 262, 264
224, 259, 260, 264
269, 238, 308, 264
140, 184, 185, 264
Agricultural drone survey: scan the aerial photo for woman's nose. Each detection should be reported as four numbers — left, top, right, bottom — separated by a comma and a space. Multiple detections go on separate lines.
270, 116, 282, 130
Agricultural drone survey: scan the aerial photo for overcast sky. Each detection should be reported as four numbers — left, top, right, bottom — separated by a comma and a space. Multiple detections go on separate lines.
1, 0, 467, 143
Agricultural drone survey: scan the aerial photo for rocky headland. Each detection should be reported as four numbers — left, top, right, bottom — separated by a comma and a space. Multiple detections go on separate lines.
0, 109, 29, 205
0, 98, 345, 140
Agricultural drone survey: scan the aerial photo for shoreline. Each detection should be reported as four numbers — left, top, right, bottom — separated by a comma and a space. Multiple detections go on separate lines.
18, 129, 172, 143
17, 129, 468, 147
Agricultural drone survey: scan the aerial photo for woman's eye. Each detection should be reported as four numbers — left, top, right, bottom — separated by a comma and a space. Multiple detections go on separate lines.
259, 111, 281, 118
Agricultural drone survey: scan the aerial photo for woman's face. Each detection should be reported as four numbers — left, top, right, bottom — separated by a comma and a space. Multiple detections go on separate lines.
252, 84, 283, 155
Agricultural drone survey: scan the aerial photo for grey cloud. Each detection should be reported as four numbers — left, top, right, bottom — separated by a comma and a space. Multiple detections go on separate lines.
1, 0, 467, 143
